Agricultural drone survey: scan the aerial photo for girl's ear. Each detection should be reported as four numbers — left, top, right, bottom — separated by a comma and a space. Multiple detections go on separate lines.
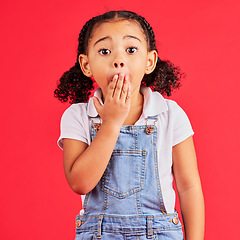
145, 50, 158, 74
79, 54, 92, 77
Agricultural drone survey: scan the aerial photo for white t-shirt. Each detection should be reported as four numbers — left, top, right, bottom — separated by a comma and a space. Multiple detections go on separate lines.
58, 86, 194, 213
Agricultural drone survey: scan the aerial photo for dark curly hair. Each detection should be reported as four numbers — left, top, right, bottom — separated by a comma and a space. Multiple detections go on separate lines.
54, 10, 184, 104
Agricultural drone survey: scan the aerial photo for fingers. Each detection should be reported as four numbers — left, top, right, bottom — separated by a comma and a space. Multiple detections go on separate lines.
107, 74, 118, 98
120, 75, 130, 102
125, 80, 131, 104
113, 73, 124, 99
96, 74, 131, 126
106, 73, 130, 102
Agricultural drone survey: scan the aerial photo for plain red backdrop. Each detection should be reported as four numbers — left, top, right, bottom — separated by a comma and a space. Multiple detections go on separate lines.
1, 0, 239, 239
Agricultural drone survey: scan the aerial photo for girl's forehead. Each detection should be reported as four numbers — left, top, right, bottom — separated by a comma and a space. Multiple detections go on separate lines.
90, 19, 146, 41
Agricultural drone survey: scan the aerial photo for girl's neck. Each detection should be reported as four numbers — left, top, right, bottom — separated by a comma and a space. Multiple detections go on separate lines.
123, 90, 144, 125
129, 88, 144, 108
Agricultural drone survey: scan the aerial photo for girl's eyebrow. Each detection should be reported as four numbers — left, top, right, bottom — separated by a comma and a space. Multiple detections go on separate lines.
94, 36, 110, 46
123, 35, 141, 42
94, 35, 141, 46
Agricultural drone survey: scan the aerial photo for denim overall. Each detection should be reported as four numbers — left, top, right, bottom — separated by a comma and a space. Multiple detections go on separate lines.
75, 116, 183, 239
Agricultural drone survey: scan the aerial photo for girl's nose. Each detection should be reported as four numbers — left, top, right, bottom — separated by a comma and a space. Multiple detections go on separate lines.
113, 59, 124, 69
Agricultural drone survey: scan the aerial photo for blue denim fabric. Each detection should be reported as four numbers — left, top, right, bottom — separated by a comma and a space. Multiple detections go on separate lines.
75, 214, 183, 239
75, 117, 183, 239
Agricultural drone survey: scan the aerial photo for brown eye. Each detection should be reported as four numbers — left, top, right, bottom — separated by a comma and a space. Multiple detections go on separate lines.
99, 49, 111, 55
126, 47, 138, 54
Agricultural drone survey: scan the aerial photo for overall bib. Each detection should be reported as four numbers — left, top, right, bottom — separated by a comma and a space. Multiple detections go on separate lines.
75, 117, 183, 239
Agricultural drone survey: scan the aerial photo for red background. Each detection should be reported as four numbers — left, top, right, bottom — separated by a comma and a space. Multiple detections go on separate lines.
1, 0, 239, 239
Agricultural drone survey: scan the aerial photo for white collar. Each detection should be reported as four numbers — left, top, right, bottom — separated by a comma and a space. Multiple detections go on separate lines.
87, 86, 168, 118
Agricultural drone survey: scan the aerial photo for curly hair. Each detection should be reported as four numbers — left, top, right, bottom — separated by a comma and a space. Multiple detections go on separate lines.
54, 10, 184, 104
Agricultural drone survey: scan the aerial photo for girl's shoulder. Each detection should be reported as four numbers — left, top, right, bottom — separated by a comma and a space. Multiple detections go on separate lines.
63, 102, 88, 113
164, 98, 183, 112
164, 98, 190, 121
58, 102, 90, 149
142, 88, 189, 119
152, 91, 192, 124
151, 90, 185, 114
158, 96, 194, 145
61, 102, 88, 123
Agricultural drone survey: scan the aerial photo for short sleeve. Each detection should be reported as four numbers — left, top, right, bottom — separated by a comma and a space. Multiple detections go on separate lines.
57, 103, 89, 150
171, 101, 194, 146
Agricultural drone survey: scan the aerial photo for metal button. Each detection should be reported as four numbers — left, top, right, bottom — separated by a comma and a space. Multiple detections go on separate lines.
94, 123, 101, 131
146, 126, 154, 134
76, 220, 82, 227
172, 217, 179, 225
79, 209, 84, 215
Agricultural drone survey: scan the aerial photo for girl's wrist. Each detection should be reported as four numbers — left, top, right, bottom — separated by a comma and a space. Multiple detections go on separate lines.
100, 120, 122, 133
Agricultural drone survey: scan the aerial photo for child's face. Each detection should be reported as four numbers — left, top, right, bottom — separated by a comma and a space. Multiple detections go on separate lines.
79, 19, 157, 98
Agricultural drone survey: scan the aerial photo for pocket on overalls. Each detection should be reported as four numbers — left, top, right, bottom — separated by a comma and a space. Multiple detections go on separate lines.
101, 149, 146, 198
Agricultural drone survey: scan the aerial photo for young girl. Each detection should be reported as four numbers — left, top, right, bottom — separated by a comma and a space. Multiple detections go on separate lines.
55, 10, 204, 240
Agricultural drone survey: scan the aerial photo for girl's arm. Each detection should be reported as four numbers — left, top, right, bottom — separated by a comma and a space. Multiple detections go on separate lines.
172, 136, 205, 240
63, 74, 130, 195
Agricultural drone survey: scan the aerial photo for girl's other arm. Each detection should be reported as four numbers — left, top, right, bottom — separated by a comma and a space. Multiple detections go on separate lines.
62, 123, 120, 195
63, 74, 130, 195
172, 136, 205, 240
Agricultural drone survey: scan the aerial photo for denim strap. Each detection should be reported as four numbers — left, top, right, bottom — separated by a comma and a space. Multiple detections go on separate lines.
146, 115, 158, 120
96, 215, 103, 239
147, 216, 153, 238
